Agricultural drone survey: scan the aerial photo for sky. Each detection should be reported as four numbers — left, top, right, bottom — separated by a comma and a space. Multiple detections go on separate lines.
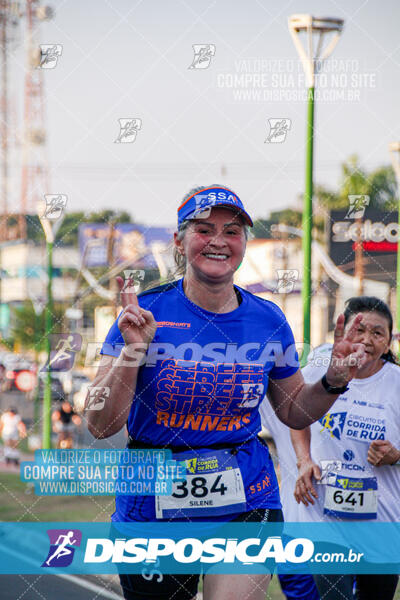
8, 0, 400, 228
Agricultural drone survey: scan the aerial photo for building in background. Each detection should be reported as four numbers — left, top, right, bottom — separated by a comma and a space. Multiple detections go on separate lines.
0, 240, 78, 337
235, 237, 329, 347
235, 232, 391, 348
1, 214, 396, 353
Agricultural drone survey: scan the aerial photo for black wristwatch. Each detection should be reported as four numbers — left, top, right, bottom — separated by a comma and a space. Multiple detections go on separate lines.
321, 373, 349, 395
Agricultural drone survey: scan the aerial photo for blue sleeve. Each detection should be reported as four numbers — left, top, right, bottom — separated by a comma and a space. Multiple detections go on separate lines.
100, 311, 125, 357
268, 314, 299, 380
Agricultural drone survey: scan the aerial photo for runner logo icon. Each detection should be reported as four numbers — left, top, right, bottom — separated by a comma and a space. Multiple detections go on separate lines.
188, 44, 216, 69
265, 118, 291, 143
319, 412, 347, 440
42, 529, 82, 567
38, 44, 63, 69
319, 460, 342, 484
43, 194, 67, 220
345, 195, 370, 219
115, 118, 142, 143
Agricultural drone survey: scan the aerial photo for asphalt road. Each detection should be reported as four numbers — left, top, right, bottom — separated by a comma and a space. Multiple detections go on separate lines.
0, 574, 124, 599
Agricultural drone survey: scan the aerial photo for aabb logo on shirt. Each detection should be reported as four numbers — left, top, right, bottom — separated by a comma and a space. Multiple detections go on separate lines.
319, 412, 347, 440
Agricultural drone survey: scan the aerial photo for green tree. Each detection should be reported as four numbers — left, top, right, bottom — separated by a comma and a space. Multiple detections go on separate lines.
315, 155, 397, 210
11, 301, 65, 353
339, 154, 370, 204
55, 211, 86, 246
367, 165, 397, 209
26, 215, 45, 243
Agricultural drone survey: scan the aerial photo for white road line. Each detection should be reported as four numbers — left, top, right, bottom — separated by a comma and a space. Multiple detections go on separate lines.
57, 573, 124, 599
0, 542, 124, 599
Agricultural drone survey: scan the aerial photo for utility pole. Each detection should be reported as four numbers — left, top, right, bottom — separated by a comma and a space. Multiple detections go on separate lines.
107, 219, 118, 317
354, 217, 364, 296
389, 142, 400, 342
288, 14, 344, 364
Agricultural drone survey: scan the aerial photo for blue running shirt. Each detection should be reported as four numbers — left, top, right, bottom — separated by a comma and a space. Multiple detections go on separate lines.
101, 279, 299, 521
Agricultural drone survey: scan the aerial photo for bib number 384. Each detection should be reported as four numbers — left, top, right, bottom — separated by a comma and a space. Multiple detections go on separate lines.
155, 449, 246, 519
172, 474, 227, 499
324, 476, 378, 520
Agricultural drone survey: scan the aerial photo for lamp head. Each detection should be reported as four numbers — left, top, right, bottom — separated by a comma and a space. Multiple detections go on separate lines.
289, 15, 344, 34
288, 14, 344, 86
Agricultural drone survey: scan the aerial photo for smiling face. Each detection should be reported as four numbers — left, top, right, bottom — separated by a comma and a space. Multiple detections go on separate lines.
174, 207, 247, 285
345, 311, 391, 370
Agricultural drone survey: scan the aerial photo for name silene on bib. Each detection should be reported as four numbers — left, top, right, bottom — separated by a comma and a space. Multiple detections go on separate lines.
155, 449, 246, 519
323, 475, 378, 520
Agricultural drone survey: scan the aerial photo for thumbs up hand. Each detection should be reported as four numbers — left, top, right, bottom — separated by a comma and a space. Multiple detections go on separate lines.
116, 276, 157, 348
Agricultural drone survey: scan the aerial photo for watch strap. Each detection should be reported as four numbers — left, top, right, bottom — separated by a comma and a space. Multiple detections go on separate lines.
321, 373, 349, 395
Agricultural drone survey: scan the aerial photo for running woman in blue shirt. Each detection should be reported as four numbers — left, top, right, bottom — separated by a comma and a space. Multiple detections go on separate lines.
87, 185, 368, 600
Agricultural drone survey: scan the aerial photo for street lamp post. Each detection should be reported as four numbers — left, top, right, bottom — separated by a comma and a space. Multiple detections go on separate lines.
28, 293, 46, 436
37, 199, 63, 449
288, 15, 344, 364
389, 142, 400, 341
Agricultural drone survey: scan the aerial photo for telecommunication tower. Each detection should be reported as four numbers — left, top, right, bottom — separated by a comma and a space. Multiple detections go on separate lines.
0, 1, 21, 240
19, 0, 53, 240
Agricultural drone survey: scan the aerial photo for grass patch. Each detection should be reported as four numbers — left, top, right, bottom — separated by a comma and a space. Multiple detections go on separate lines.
266, 577, 285, 599
0, 472, 114, 521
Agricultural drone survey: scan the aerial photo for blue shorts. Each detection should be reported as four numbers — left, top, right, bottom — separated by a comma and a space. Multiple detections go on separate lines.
118, 508, 284, 600
278, 574, 320, 600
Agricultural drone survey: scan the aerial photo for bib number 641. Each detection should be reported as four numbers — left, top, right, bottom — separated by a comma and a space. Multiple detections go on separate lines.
333, 490, 364, 506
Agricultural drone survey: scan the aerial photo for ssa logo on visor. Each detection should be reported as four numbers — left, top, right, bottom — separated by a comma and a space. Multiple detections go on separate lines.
177, 187, 253, 227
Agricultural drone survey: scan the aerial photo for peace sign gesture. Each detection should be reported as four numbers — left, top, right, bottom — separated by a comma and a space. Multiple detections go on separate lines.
116, 276, 157, 348
325, 313, 368, 387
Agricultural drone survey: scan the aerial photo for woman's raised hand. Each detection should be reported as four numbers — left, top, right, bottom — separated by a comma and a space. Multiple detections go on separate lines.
325, 313, 368, 387
116, 276, 157, 348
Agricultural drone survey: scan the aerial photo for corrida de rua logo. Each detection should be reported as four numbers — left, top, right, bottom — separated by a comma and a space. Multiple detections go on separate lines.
319, 411, 386, 442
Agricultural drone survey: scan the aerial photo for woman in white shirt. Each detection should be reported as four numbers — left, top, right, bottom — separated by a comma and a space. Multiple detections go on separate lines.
292, 297, 400, 600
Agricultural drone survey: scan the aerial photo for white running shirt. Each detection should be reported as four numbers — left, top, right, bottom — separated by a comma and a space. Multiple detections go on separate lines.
1, 413, 21, 439
299, 353, 400, 523
259, 400, 300, 521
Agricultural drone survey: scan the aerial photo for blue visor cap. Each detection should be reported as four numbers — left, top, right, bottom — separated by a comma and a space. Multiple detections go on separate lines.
177, 187, 253, 227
